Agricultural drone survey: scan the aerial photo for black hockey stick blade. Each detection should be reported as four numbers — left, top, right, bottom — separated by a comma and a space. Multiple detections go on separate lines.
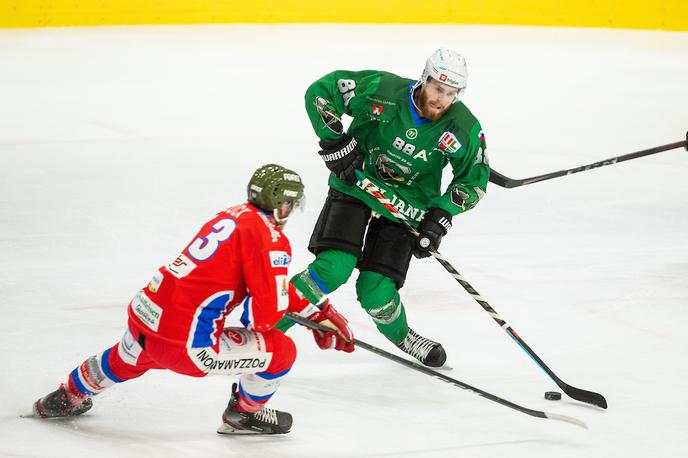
503, 328, 607, 409
489, 135, 687, 188
286, 312, 587, 429
562, 384, 608, 410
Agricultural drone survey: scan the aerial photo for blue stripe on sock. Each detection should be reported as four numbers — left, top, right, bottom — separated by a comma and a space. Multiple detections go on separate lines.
100, 348, 124, 383
308, 268, 331, 294
238, 383, 274, 402
70, 368, 97, 396
256, 368, 290, 380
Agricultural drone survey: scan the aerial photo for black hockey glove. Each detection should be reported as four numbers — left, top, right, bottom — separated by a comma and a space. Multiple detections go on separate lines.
318, 134, 365, 185
414, 207, 453, 259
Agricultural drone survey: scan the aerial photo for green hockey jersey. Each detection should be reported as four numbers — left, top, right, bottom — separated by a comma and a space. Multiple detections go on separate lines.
305, 70, 489, 227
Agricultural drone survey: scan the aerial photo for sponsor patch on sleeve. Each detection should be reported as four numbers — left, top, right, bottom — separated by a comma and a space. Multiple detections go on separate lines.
438, 131, 461, 155
276, 275, 289, 311
147, 271, 164, 293
167, 253, 197, 279
269, 251, 291, 268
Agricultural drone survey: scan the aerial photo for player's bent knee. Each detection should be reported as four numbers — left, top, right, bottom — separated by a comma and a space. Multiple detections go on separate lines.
263, 329, 296, 376
190, 327, 291, 377
291, 250, 358, 303
312, 249, 358, 288
356, 272, 405, 328
356, 271, 398, 308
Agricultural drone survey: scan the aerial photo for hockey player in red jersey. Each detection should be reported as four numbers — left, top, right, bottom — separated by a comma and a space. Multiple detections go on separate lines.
31, 164, 354, 435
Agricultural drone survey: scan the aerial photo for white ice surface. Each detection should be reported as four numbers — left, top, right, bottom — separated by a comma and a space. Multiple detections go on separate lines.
1, 24, 687, 457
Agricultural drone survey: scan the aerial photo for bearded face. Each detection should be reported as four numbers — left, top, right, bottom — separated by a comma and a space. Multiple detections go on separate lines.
416, 78, 459, 121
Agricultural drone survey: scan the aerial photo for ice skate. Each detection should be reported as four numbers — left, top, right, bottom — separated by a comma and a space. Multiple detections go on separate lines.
32, 385, 93, 418
217, 384, 292, 435
396, 328, 447, 367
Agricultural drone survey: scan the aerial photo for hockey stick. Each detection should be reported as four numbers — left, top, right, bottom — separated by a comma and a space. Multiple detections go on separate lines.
489, 132, 688, 188
353, 169, 607, 409
286, 312, 587, 429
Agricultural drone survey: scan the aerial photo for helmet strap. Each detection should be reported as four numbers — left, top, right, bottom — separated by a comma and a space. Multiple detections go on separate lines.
272, 208, 289, 227
272, 202, 293, 228
411, 84, 423, 113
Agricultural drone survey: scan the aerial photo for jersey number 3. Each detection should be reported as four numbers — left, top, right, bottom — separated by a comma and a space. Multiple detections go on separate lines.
188, 219, 237, 261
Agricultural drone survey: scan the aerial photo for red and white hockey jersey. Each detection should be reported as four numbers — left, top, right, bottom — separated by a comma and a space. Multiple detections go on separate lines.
127, 202, 310, 348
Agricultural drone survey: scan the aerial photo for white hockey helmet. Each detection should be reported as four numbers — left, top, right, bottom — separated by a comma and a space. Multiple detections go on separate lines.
414, 48, 468, 102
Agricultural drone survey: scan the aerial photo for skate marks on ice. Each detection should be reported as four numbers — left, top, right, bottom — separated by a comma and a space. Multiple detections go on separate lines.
13, 410, 224, 455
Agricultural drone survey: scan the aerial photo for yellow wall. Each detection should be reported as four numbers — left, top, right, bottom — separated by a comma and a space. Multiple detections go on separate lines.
1, 0, 686, 30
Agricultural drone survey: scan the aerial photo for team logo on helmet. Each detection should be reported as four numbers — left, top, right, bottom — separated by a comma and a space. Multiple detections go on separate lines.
439, 74, 447, 82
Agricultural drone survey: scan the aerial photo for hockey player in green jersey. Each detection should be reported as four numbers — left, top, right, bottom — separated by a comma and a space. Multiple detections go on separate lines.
282, 48, 489, 367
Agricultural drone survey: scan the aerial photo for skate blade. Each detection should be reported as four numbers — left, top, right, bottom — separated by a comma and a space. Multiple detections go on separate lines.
217, 422, 260, 435
217, 422, 289, 435
20, 405, 39, 418
20, 407, 87, 420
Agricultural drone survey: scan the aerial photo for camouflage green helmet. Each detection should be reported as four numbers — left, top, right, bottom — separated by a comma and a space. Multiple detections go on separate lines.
247, 164, 305, 212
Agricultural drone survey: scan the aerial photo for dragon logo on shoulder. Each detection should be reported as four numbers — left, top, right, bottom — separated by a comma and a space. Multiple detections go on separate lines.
315, 96, 343, 134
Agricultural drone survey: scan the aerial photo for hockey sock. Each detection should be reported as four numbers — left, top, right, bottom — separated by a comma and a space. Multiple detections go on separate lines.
235, 370, 289, 413
66, 348, 122, 398
292, 250, 357, 303
62, 383, 86, 404
356, 271, 409, 343
275, 250, 357, 333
